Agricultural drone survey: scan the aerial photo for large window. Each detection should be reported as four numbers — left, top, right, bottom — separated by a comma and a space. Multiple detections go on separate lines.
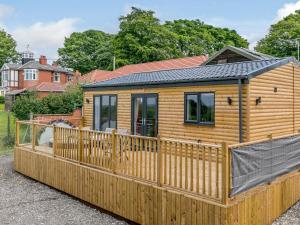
24, 69, 38, 80
93, 95, 117, 131
184, 92, 215, 125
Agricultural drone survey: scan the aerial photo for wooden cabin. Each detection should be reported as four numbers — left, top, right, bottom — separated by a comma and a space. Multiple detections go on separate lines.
82, 50, 300, 145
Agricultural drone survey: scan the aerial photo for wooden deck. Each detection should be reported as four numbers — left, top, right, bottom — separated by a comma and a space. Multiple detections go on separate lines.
14, 121, 300, 225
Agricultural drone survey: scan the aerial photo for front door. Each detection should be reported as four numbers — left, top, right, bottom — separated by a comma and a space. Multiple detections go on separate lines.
132, 94, 158, 137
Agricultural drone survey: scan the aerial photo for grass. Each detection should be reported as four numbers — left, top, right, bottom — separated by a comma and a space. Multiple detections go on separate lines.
0, 110, 15, 156
0, 103, 4, 111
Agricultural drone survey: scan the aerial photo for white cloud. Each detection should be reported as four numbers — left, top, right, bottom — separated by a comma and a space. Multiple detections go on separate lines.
11, 18, 80, 60
275, 0, 300, 22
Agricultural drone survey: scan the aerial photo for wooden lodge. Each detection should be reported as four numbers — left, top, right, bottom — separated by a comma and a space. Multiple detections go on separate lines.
14, 47, 300, 225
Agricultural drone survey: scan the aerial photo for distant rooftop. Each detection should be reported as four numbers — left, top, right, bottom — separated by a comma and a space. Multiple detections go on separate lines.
80, 55, 208, 84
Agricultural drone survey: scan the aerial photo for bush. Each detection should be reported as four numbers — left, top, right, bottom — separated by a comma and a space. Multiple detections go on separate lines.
12, 84, 83, 120
0, 96, 4, 104
12, 95, 41, 120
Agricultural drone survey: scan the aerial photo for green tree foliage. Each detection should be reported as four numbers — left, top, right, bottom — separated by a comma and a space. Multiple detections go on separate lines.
255, 10, 300, 58
0, 29, 19, 68
164, 19, 248, 56
12, 85, 83, 120
113, 7, 181, 67
58, 30, 114, 74
58, 7, 248, 72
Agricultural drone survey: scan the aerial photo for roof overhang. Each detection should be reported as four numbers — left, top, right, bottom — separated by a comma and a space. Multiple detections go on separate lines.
83, 77, 249, 91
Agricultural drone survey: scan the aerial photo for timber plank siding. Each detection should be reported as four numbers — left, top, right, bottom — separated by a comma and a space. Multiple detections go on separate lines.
83, 62, 300, 144
84, 85, 241, 144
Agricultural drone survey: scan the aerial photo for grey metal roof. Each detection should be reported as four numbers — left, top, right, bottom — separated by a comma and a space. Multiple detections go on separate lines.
202, 46, 275, 65
83, 58, 294, 90
19, 61, 73, 74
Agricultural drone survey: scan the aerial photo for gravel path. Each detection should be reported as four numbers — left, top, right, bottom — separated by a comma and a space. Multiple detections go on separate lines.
0, 154, 129, 225
0, 154, 299, 225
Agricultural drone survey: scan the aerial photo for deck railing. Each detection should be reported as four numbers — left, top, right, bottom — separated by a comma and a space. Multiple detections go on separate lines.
15, 121, 231, 203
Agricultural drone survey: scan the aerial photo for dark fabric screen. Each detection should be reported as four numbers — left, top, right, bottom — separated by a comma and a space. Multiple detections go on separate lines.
231, 135, 300, 196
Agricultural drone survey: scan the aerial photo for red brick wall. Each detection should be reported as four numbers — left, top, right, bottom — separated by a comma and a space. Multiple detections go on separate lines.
33, 108, 82, 127
19, 70, 69, 89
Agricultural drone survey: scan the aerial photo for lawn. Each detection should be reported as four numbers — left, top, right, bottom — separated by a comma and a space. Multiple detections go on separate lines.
0, 103, 4, 111
0, 110, 15, 156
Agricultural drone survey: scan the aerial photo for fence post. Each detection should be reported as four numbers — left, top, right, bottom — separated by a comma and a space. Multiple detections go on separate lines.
157, 134, 163, 186
78, 126, 83, 163
53, 125, 56, 157
111, 129, 117, 173
222, 142, 229, 204
15, 121, 19, 146
32, 121, 36, 151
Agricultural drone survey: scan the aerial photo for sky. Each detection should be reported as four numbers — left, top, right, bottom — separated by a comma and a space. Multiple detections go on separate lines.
0, 0, 299, 61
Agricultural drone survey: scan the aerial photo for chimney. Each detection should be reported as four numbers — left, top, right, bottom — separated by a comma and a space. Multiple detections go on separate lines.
39, 55, 47, 65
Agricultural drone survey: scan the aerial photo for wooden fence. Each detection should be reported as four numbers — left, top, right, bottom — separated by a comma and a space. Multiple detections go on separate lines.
15, 121, 230, 203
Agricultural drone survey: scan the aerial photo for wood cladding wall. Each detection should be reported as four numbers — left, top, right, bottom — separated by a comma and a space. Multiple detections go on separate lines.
84, 85, 241, 144
248, 63, 299, 141
83, 63, 300, 144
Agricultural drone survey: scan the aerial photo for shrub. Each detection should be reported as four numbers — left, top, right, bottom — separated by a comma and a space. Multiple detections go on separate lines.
0, 96, 4, 104
12, 84, 83, 120
12, 95, 41, 120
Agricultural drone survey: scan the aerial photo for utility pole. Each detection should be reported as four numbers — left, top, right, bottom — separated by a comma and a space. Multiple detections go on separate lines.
113, 56, 116, 71
297, 39, 299, 61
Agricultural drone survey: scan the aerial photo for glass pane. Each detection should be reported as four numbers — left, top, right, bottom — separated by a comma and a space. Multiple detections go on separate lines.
110, 96, 117, 129
186, 94, 198, 122
133, 97, 143, 135
101, 96, 109, 131
200, 93, 215, 123
94, 97, 100, 130
145, 97, 157, 137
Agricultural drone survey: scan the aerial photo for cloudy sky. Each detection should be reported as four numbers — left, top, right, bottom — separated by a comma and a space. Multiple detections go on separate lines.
0, 0, 299, 60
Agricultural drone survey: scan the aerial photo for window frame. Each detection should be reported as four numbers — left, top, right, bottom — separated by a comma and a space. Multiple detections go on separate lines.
24, 69, 38, 80
131, 93, 159, 137
53, 72, 60, 82
93, 94, 118, 131
184, 92, 215, 125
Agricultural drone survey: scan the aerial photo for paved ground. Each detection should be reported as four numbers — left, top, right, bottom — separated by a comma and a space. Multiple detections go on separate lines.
0, 154, 299, 225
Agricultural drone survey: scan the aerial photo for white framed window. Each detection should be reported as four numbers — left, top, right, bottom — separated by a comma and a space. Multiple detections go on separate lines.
1, 70, 9, 87
24, 69, 38, 80
2, 70, 9, 81
53, 72, 60, 82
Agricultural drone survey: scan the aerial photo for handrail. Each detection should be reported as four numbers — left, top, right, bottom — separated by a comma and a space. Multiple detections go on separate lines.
16, 120, 229, 203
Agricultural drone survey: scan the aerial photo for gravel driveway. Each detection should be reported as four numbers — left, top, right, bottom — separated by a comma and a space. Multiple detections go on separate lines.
0, 154, 299, 225
0, 154, 129, 225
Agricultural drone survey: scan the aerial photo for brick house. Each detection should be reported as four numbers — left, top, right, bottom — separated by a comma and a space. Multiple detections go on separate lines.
0, 50, 73, 98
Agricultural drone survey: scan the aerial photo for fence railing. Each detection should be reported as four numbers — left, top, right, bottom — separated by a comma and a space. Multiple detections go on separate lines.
15, 121, 230, 203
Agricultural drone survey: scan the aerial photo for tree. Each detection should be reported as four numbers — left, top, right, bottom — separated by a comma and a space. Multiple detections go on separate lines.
0, 29, 19, 68
164, 19, 248, 56
58, 30, 114, 74
113, 7, 181, 67
255, 10, 300, 58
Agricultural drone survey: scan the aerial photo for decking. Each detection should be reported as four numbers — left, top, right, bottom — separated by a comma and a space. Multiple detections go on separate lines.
14, 121, 300, 225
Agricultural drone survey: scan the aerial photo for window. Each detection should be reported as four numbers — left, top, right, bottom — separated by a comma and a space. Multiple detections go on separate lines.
67, 75, 72, 82
93, 95, 117, 131
184, 92, 215, 125
53, 72, 60, 82
2, 70, 8, 81
24, 69, 38, 80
